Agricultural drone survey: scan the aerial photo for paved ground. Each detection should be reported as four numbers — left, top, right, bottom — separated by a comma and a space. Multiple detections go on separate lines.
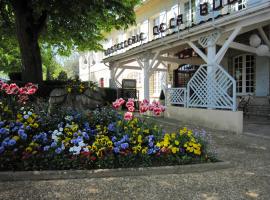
0, 117, 269, 200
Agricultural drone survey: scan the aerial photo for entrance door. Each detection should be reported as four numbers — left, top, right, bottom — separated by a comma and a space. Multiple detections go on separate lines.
233, 54, 256, 95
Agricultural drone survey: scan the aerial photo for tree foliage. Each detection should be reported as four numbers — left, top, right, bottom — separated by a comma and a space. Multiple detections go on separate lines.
0, 0, 141, 82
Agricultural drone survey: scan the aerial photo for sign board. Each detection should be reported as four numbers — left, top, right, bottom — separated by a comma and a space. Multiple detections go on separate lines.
122, 79, 136, 89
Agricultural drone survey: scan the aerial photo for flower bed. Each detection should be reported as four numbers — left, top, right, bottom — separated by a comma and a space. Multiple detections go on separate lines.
0, 81, 217, 171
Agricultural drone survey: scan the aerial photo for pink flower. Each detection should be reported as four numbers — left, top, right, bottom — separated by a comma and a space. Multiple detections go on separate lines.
26, 88, 37, 95
19, 87, 28, 95
128, 106, 135, 112
1, 83, 9, 91
148, 104, 154, 111
139, 104, 148, 113
126, 101, 134, 108
118, 98, 125, 106
153, 107, 162, 116
142, 99, 149, 105
112, 101, 121, 109
6, 83, 19, 94
124, 112, 133, 120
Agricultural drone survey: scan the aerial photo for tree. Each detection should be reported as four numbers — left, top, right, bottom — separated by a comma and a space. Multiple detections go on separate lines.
0, 0, 140, 83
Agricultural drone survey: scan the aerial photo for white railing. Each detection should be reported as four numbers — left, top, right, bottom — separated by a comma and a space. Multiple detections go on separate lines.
166, 88, 187, 106
187, 64, 236, 111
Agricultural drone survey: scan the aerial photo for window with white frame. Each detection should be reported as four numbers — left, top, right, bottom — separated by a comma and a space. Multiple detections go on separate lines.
184, 0, 195, 26
153, 71, 162, 96
233, 54, 256, 95
230, 0, 247, 12
140, 20, 149, 42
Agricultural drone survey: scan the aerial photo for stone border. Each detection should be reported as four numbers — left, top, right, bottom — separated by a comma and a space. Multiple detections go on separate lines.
0, 161, 232, 182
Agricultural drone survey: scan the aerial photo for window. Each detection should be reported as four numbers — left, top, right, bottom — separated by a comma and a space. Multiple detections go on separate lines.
233, 54, 255, 95
140, 20, 149, 42
230, 0, 247, 12
184, 0, 195, 26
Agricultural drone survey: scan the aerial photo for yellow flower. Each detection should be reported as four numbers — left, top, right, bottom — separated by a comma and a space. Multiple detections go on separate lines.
27, 117, 34, 124
26, 147, 32, 152
171, 147, 178, 154
156, 142, 161, 148
141, 148, 147, 154
137, 135, 142, 143
13, 136, 20, 141
144, 129, 149, 134
17, 114, 23, 119
194, 150, 201, 155
174, 140, 179, 145
67, 87, 72, 93
33, 123, 39, 128
67, 132, 73, 136
171, 132, 176, 139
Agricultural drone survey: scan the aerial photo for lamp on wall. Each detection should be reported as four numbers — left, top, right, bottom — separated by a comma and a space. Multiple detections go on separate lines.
249, 34, 261, 48
256, 44, 269, 56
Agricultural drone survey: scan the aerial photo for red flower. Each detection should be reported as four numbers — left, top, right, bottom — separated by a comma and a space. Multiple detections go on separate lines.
26, 88, 37, 95
90, 156, 96, 161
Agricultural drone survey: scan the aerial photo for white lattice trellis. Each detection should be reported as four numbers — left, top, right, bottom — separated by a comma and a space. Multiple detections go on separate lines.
167, 88, 187, 105
187, 64, 236, 111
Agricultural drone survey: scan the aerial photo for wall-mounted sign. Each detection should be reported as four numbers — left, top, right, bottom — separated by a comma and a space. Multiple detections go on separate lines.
104, 33, 146, 56
104, 0, 240, 57
122, 79, 136, 89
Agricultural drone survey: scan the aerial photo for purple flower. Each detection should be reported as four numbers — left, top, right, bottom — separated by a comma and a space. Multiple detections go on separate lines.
0, 128, 8, 135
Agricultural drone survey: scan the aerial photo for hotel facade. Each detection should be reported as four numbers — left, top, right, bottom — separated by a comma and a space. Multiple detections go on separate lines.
79, 0, 270, 133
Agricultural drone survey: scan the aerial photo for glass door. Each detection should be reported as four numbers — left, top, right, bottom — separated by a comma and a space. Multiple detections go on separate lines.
233, 54, 255, 95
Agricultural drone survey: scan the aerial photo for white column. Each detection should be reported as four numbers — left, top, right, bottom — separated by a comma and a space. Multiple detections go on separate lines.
109, 62, 116, 88
207, 41, 216, 109
143, 58, 150, 100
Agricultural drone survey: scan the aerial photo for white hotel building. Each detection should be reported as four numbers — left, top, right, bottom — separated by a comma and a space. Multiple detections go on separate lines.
79, 0, 270, 133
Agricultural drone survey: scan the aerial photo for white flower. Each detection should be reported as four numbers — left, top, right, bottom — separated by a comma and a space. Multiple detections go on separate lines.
83, 147, 89, 152
59, 127, 63, 132
28, 111, 32, 115
69, 146, 81, 155
78, 141, 85, 147
52, 134, 58, 142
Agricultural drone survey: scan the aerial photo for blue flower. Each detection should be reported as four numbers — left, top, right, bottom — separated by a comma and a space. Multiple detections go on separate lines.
23, 115, 29, 119
108, 123, 115, 132
0, 121, 4, 128
51, 141, 57, 148
111, 136, 117, 142
0, 128, 8, 135
0, 146, 4, 154
149, 141, 154, 147
55, 147, 62, 154
82, 132, 89, 140
120, 142, 129, 150
113, 147, 120, 153
43, 146, 50, 151
147, 148, 154, 155
8, 139, 16, 146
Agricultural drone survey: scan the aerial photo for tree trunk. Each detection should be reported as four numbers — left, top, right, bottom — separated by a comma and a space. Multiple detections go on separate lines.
11, 0, 43, 83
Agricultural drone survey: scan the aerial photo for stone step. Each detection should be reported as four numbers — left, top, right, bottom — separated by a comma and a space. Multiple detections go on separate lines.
246, 105, 270, 116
